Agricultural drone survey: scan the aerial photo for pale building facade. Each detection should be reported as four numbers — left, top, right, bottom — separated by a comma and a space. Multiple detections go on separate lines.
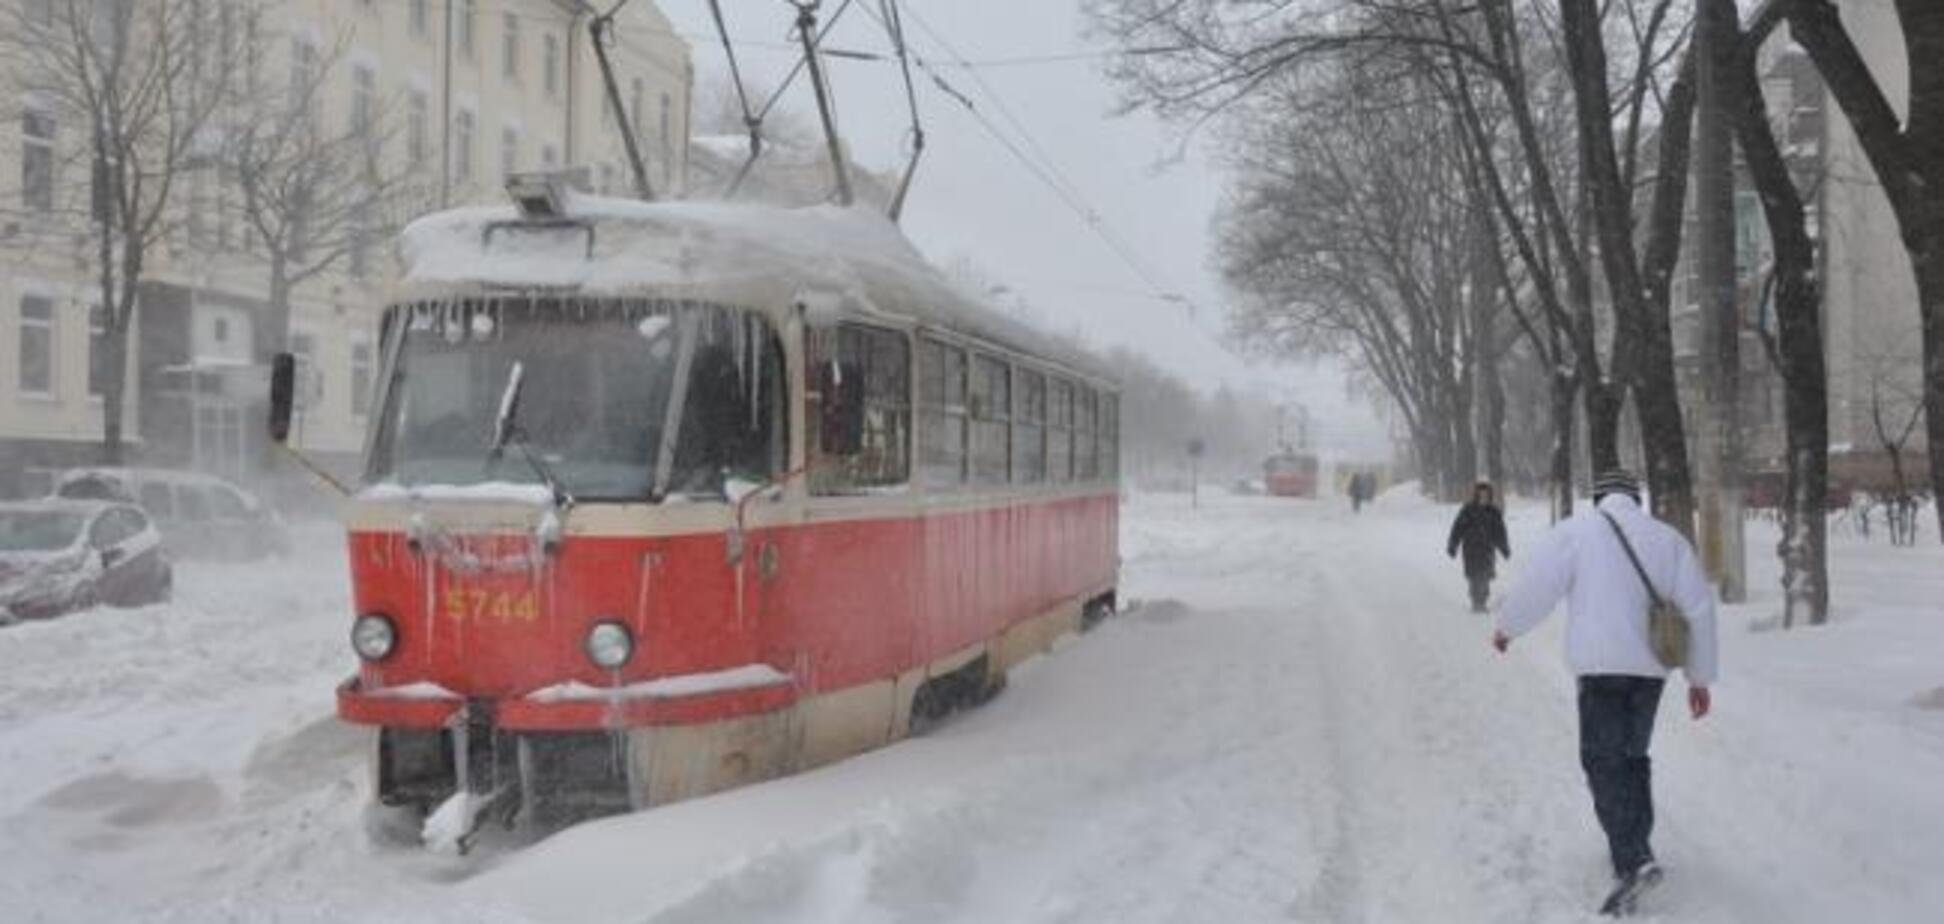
0, 0, 693, 495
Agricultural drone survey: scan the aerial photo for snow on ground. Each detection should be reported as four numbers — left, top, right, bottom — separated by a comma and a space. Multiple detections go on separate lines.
3, 494, 1942, 922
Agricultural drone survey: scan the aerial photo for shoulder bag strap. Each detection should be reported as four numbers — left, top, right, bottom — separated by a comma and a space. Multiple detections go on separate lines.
1598, 510, 1666, 606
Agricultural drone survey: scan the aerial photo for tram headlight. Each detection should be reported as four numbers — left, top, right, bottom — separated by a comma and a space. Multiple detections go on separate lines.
584, 620, 634, 669
351, 614, 397, 662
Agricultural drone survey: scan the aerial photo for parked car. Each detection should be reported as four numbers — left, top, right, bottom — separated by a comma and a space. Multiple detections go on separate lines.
51, 468, 291, 561
0, 500, 172, 624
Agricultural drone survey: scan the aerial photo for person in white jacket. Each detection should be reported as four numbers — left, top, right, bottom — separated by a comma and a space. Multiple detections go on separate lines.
1491, 469, 1718, 907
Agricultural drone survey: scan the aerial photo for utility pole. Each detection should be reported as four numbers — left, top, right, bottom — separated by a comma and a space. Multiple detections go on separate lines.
1695, 0, 1747, 601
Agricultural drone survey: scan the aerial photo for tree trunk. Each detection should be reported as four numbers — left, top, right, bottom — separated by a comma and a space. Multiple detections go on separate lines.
94, 147, 125, 465
100, 325, 129, 465
1560, 0, 1697, 537
1918, 253, 1944, 543
1585, 380, 1624, 475
1481, 339, 1507, 490
1733, 21, 1830, 626
1552, 370, 1578, 520
262, 253, 293, 360
1450, 368, 1478, 496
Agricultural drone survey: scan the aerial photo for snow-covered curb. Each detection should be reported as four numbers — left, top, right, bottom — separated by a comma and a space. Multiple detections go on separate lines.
525, 664, 791, 703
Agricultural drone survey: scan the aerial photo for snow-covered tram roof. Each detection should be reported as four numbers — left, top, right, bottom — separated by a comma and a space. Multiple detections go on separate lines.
395, 195, 1114, 385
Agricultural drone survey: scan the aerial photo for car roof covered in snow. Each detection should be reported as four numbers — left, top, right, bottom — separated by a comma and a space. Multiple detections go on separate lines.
0, 498, 126, 519
394, 195, 1115, 385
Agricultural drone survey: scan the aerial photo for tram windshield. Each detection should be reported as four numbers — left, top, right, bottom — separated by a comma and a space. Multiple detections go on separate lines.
367, 298, 785, 502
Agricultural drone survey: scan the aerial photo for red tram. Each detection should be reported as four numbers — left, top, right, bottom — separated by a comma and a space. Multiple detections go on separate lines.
279, 181, 1120, 840
1263, 450, 1319, 498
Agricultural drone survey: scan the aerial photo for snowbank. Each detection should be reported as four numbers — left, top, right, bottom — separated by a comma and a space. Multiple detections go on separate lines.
6, 496, 1943, 922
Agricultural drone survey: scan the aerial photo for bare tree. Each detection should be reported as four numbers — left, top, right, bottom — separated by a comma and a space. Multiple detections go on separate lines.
2, 0, 247, 462
1856, 332, 1927, 546
224, 29, 425, 364
1090, 0, 1704, 531
1218, 57, 1483, 499
1782, 0, 1944, 542
1730, 3, 1830, 624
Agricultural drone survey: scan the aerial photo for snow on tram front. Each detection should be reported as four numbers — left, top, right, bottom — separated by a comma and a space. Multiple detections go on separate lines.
273, 176, 1122, 848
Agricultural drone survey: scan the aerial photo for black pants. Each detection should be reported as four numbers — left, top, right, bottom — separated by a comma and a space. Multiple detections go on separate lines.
1578, 675, 1666, 877
1467, 576, 1491, 610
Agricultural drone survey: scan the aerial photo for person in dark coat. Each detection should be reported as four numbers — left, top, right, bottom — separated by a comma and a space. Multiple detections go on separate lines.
1447, 482, 1510, 612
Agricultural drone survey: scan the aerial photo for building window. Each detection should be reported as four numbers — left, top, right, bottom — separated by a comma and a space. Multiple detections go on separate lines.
918, 338, 968, 487
350, 64, 377, 149
21, 111, 55, 212
1075, 386, 1098, 480
630, 78, 644, 141
501, 13, 519, 80
970, 354, 1011, 484
88, 305, 109, 398
409, 0, 428, 37
351, 339, 372, 415
659, 93, 672, 185
453, 109, 475, 182
290, 38, 318, 99
540, 143, 557, 168
407, 89, 429, 167
1048, 379, 1073, 482
349, 195, 372, 278
1013, 368, 1047, 483
1100, 393, 1119, 478
18, 296, 55, 397
500, 125, 518, 178
809, 325, 910, 494
543, 33, 560, 97
458, 0, 475, 57
290, 331, 319, 411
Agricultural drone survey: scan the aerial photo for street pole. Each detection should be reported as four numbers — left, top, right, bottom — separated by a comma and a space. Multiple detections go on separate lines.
1696, 0, 1748, 601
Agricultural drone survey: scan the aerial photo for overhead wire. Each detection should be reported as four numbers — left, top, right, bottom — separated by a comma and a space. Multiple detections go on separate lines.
860, 3, 1198, 317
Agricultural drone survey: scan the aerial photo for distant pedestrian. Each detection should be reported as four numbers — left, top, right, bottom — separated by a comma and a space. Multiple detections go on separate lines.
1350, 472, 1373, 513
1491, 469, 1719, 916
1446, 482, 1509, 612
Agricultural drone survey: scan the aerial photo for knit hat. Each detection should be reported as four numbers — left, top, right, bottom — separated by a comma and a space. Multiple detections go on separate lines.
1592, 469, 1641, 500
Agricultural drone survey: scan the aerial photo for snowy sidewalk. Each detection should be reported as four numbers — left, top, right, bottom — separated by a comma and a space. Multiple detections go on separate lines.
2, 495, 1941, 922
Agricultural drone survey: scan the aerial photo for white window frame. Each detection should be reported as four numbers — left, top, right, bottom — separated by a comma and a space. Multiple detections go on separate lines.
453, 108, 476, 182
500, 124, 520, 178
543, 32, 560, 97
17, 292, 58, 400
21, 107, 56, 213
349, 63, 378, 143
350, 335, 374, 417
502, 13, 520, 80
458, 0, 476, 57
406, 87, 430, 167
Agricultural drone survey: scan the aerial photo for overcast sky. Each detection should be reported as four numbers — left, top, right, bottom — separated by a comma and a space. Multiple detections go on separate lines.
658, 0, 1390, 458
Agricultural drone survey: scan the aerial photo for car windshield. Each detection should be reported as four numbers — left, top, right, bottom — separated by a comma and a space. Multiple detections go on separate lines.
0, 510, 84, 552
367, 298, 785, 501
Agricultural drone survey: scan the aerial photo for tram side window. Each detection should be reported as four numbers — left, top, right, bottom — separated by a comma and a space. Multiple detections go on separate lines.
1075, 387, 1099, 480
969, 354, 1011, 485
918, 338, 968, 487
1048, 378, 1073, 483
1101, 393, 1120, 479
1013, 368, 1047, 483
808, 324, 910, 494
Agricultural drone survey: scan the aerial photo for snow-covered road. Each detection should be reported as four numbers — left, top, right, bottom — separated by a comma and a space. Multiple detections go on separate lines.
5, 491, 1942, 922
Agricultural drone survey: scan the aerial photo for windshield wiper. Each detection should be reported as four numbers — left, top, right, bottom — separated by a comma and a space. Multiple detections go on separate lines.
485, 360, 574, 508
